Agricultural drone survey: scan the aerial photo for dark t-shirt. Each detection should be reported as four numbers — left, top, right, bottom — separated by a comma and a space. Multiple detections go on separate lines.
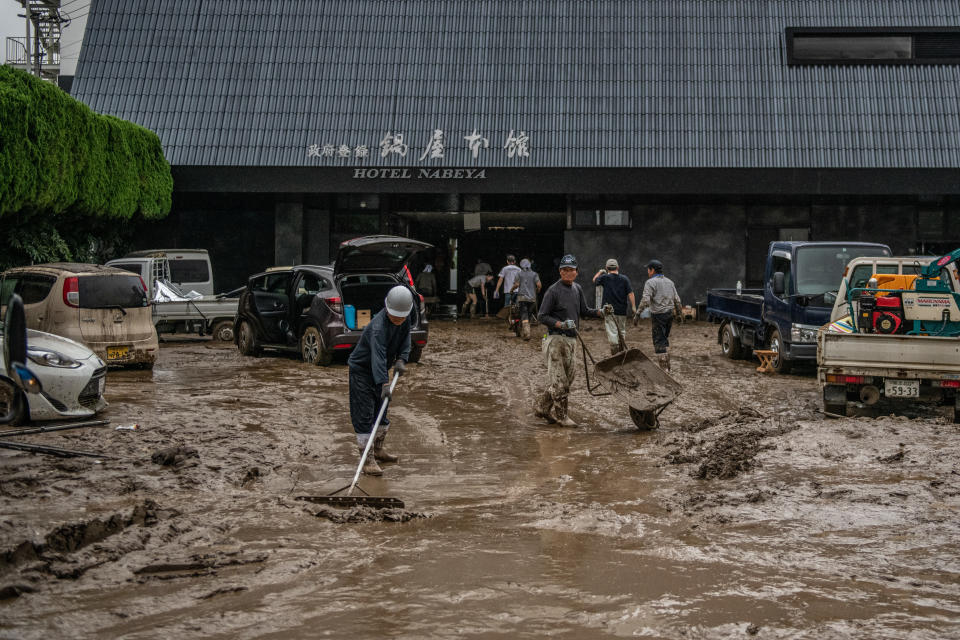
596, 272, 633, 315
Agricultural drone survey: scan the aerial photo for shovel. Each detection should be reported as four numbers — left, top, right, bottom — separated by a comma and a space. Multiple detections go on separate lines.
297, 371, 404, 509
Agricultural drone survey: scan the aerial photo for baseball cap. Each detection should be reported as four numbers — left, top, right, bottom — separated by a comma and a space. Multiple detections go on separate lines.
605, 258, 619, 270
558, 254, 578, 269
646, 259, 663, 271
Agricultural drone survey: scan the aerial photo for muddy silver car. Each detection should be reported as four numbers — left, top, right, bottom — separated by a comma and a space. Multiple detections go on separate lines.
0, 263, 159, 368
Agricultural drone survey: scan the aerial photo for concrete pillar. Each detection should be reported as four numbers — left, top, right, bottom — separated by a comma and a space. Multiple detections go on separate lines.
303, 209, 331, 265
275, 202, 304, 266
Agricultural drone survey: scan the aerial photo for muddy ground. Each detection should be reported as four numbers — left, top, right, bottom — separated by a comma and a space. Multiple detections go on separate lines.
1, 318, 959, 638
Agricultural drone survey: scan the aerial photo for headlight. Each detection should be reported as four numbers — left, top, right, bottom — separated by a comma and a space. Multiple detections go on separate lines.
790, 323, 820, 344
27, 348, 81, 368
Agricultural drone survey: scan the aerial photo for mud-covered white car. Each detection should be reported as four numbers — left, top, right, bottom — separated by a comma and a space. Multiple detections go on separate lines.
0, 329, 107, 425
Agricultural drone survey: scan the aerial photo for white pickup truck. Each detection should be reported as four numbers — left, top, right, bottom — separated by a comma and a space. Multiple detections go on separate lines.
106, 251, 239, 341
818, 255, 960, 421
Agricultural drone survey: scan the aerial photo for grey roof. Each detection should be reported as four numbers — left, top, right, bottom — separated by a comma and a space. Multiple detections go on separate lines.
72, 0, 960, 169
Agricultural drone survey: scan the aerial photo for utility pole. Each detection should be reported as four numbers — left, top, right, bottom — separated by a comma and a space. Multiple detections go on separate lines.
24, 1, 32, 75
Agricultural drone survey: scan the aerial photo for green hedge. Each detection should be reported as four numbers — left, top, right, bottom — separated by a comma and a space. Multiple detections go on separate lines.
0, 65, 172, 219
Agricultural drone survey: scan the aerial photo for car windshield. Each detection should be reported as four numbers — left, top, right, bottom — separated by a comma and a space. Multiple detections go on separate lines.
78, 275, 148, 308
796, 245, 891, 295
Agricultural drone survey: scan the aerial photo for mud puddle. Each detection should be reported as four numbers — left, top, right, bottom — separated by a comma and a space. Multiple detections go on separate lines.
1, 319, 959, 638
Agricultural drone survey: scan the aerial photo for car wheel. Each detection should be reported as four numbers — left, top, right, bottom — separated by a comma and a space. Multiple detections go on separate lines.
301, 326, 333, 366
408, 344, 423, 364
768, 327, 791, 374
0, 378, 27, 426
720, 322, 742, 360
211, 320, 234, 342
237, 320, 261, 357
629, 407, 658, 430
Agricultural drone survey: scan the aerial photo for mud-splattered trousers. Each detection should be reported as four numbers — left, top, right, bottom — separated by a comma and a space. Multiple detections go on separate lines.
537, 334, 577, 420
604, 314, 627, 351
651, 312, 674, 354
348, 368, 390, 446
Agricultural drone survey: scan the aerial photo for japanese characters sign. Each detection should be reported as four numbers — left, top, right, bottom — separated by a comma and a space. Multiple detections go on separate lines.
306, 128, 530, 164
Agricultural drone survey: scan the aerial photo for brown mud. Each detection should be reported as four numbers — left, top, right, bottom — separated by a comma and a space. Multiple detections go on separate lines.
1, 320, 959, 638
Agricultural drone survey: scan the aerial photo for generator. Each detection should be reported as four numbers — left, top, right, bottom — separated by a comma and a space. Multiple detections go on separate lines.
903, 249, 960, 336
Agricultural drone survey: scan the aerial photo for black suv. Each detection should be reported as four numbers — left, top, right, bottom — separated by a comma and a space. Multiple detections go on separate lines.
234, 236, 432, 365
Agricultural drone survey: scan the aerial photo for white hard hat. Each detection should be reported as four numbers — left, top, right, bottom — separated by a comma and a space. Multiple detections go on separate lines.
385, 285, 414, 318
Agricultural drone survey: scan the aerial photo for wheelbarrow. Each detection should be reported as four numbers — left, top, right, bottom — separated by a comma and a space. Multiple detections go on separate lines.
576, 332, 681, 429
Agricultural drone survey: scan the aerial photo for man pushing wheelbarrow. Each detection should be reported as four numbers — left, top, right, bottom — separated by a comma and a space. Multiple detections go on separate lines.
535, 254, 681, 429
535, 254, 603, 427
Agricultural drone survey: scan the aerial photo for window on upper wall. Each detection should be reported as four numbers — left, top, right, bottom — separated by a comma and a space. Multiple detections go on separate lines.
573, 206, 631, 229
786, 27, 960, 65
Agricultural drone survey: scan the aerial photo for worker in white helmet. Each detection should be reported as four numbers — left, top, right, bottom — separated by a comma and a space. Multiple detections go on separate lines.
346, 285, 413, 476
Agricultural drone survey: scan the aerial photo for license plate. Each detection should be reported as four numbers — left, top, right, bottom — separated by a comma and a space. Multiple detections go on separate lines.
106, 346, 130, 360
98, 377, 106, 395
885, 379, 919, 398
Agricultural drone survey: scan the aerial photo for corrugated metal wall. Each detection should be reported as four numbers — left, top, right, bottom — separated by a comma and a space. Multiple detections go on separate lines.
72, 0, 960, 168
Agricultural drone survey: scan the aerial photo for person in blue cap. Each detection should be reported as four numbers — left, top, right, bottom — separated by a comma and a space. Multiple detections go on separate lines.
347, 285, 413, 475
535, 254, 601, 427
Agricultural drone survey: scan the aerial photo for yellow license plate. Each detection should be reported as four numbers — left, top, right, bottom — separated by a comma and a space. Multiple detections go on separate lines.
107, 346, 130, 360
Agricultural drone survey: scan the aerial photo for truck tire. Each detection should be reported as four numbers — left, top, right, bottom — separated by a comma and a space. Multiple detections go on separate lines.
211, 320, 234, 342
768, 327, 792, 374
0, 379, 27, 426
237, 320, 261, 357
408, 344, 423, 364
720, 322, 742, 360
300, 326, 333, 366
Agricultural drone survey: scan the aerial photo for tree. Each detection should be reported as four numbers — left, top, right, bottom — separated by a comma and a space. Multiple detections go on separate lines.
0, 66, 173, 268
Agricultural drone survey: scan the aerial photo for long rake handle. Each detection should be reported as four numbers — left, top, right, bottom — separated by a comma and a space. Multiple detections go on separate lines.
347, 371, 400, 496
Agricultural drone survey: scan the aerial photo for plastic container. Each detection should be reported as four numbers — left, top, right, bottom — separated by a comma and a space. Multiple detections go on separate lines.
344, 304, 357, 329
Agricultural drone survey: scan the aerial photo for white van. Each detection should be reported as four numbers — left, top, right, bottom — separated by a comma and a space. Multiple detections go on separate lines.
111, 249, 214, 296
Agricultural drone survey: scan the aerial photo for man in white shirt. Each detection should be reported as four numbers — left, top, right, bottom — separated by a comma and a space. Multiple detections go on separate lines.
494, 255, 522, 307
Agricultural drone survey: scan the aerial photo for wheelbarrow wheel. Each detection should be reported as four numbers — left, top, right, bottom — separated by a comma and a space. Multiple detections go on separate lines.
629, 407, 658, 430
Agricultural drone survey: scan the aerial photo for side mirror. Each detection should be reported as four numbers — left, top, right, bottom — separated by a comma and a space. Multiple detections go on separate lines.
3, 294, 41, 395
772, 272, 786, 296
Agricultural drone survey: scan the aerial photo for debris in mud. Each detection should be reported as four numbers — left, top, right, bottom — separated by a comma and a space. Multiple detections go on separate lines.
134, 551, 267, 580
693, 428, 773, 480
0, 500, 161, 576
681, 406, 763, 433
877, 447, 905, 463
240, 466, 262, 487
0, 584, 35, 600
305, 504, 430, 524
198, 585, 248, 599
151, 446, 199, 468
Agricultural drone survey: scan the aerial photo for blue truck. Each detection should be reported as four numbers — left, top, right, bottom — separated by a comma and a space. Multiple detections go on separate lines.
706, 241, 891, 373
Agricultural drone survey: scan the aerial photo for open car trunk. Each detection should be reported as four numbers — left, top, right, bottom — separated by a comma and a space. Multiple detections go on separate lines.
338, 274, 421, 329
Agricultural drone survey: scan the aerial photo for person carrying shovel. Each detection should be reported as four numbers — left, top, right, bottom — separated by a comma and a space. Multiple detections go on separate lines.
347, 285, 414, 476
535, 254, 602, 427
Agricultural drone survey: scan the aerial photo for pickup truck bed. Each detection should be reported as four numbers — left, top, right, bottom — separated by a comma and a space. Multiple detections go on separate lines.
705, 289, 764, 325
152, 297, 238, 341
818, 330, 960, 420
